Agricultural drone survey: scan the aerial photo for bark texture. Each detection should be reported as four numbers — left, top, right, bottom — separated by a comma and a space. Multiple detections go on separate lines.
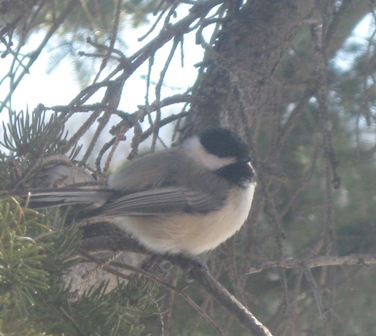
188, 0, 316, 140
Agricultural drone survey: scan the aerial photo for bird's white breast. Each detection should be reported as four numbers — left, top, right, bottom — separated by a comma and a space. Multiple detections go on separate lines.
114, 183, 255, 255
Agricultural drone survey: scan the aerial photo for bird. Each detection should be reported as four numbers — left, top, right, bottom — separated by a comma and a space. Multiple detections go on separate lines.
21, 128, 256, 256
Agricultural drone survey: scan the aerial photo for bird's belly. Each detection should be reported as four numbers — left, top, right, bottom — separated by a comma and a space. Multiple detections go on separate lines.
114, 184, 255, 255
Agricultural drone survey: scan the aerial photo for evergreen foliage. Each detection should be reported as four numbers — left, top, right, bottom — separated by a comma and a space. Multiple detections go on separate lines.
0, 111, 159, 335
0, 198, 158, 336
2, 108, 72, 158
0, 108, 80, 189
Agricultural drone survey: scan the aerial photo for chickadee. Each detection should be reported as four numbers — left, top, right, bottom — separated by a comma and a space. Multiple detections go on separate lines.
22, 128, 256, 255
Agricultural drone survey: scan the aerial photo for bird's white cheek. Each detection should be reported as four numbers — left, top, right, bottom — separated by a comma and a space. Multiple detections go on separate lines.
183, 136, 236, 170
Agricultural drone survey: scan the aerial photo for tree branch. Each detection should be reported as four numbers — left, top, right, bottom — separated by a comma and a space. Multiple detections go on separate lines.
187, 261, 273, 336
247, 254, 376, 274
80, 236, 273, 336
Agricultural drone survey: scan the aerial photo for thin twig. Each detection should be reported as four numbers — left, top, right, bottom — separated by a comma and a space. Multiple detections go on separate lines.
103, 124, 129, 175
247, 254, 376, 274
0, 0, 76, 111
152, 36, 181, 150
92, 0, 123, 84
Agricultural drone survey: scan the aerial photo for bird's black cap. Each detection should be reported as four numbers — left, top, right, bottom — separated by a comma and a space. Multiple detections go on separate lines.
198, 128, 250, 160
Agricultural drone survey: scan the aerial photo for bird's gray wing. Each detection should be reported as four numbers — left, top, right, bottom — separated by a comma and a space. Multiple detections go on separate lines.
98, 187, 223, 216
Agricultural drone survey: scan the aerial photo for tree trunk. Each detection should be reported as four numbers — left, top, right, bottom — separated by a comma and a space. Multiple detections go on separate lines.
188, 0, 316, 140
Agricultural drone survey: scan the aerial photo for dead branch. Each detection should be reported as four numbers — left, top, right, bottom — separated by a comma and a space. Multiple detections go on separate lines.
248, 254, 376, 274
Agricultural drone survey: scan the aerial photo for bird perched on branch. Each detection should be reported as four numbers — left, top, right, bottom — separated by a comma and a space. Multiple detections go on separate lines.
20, 128, 256, 255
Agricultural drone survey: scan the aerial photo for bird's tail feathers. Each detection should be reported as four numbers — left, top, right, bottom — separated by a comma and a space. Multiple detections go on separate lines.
18, 188, 113, 209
